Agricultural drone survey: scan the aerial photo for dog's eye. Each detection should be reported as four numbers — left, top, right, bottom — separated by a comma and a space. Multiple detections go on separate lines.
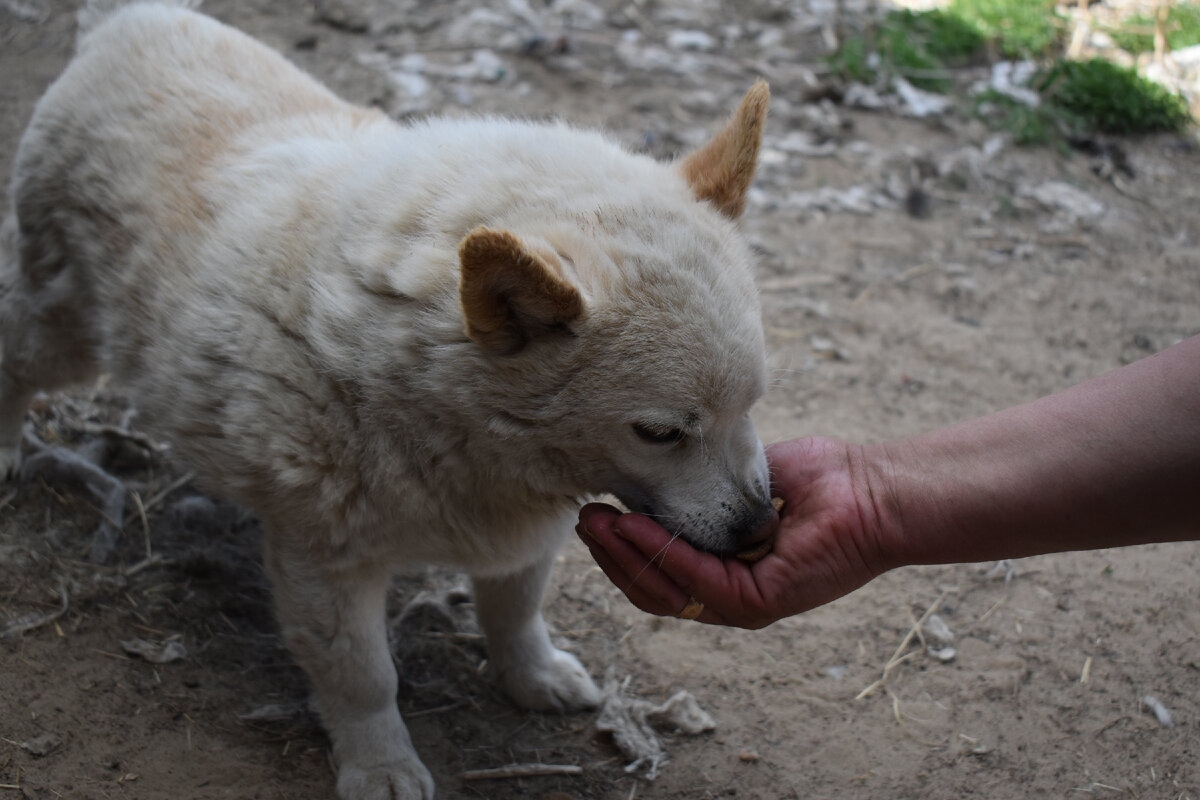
632, 423, 685, 445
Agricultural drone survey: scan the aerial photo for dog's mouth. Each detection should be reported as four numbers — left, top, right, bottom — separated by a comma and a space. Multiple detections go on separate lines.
608, 486, 656, 524
608, 485, 779, 559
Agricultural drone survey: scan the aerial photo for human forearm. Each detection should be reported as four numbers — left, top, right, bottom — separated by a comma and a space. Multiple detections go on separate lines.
873, 335, 1200, 568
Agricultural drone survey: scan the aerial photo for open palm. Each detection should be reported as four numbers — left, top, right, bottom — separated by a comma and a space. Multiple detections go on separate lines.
577, 437, 893, 628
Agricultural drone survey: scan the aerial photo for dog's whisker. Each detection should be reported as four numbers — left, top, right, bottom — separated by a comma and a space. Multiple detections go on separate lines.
626, 523, 688, 589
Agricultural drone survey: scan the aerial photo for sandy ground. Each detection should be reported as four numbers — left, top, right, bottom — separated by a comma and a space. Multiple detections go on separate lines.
1, 1, 1197, 799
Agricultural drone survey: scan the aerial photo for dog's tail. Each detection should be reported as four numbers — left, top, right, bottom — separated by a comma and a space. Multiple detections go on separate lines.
77, 0, 202, 42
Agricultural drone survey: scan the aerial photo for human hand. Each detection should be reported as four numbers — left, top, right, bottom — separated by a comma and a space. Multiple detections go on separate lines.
576, 437, 896, 628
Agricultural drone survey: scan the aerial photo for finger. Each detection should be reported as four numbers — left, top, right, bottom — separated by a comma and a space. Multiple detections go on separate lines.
579, 508, 752, 626
576, 506, 691, 616
578, 536, 682, 617
576, 514, 670, 613
609, 514, 744, 626
578, 501, 623, 524
614, 513, 766, 626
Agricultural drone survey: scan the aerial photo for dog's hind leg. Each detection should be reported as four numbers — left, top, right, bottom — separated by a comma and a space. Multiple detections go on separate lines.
0, 210, 102, 479
264, 538, 434, 800
472, 520, 601, 712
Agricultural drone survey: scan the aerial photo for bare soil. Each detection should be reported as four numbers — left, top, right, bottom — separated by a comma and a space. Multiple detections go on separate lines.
1, 1, 1197, 799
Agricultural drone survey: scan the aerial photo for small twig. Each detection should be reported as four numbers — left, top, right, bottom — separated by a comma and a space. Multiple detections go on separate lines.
977, 597, 1006, 625
406, 701, 466, 719
462, 763, 583, 781
88, 648, 132, 661
885, 689, 941, 747
857, 589, 952, 700
1093, 715, 1130, 738
74, 421, 156, 451
130, 489, 152, 560
855, 650, 921, 699
124, 553, 170, 577
125, 471, 195, 525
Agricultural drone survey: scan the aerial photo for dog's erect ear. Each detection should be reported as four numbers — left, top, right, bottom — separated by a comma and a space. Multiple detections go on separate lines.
678, 80, 769, 219
459, 227, 583, 355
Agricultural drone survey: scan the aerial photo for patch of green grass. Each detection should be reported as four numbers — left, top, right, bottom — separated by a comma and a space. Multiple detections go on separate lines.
827, 8, 988, 92
1037, 58, 1191, 134
976, 59, 1191, 143
827, 2, 1194, 143
1109, 2, 1200, 54
891, 8, 989, 61
973, 90, 1069, 145
827, 34, 876, 85
949, 0, 1063, 57
877, 18, 951, 92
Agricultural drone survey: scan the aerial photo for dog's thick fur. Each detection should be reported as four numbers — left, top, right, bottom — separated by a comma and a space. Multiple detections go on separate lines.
1, 3, 775, 797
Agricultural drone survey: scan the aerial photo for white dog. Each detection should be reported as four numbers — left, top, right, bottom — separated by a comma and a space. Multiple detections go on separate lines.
0, 3, 777, 797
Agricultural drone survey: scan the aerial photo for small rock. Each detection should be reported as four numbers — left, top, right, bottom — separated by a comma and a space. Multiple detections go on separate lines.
971, 61, 1040, 108
771, 131, 838, 157
894, 78, 952, 118
453, 50, 508, 83
1142, 695, 1174, 728
843, 83, 887, 110
666, 30, 715, 51
1023, 181, 1104, 220
923, 613, 955, 646
21, 733, 62, 757
928, 646, 957, 662
121, 637, 187, 664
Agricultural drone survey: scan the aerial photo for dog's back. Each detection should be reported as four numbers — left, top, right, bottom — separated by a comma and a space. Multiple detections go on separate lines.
12, 1, 372, 284
2, 2, 397, 530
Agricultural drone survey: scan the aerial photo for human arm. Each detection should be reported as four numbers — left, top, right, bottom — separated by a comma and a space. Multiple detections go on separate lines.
576, 334, 1200, 628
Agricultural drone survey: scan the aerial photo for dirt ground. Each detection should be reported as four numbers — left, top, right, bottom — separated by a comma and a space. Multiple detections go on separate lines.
1, 1, 1197, 798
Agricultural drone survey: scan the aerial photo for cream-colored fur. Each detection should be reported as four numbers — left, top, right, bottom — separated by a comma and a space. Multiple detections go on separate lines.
1, 4, 775, 798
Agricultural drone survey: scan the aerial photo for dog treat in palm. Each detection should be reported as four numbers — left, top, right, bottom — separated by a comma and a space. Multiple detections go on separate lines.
735, 497, 784, 562
736, 538, 774, 563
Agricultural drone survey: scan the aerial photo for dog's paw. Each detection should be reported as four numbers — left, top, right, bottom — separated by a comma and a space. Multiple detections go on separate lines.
502, 648, 602, 712
336, 760, 435, 800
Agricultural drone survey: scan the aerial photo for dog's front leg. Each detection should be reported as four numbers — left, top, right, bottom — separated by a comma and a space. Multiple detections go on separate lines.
473, 533, 601, 712
265, 542, 433, 800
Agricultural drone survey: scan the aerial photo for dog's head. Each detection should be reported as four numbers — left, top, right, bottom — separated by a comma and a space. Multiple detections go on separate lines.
456, 82, 776, 556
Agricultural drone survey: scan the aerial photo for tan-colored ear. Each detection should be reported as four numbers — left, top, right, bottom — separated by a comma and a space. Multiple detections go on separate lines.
678, 80, 769, 219
459, 227, 583, 355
